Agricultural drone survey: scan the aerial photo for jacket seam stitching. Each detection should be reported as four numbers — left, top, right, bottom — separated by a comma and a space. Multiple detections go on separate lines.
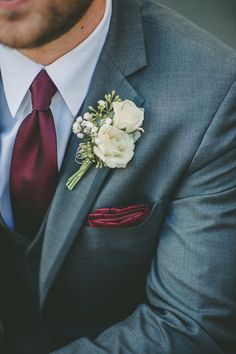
186, 78, 236, 173
142, 19, 236, 62
172, 183, 236, 202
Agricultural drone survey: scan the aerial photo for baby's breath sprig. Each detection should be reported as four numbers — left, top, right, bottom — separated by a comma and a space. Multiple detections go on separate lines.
89, 91, 121, 126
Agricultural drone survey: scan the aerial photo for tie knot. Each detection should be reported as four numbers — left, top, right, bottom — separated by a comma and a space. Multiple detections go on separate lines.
30, 70, 57, 111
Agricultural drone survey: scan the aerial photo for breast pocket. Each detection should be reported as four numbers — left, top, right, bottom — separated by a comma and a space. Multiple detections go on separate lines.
82, 200, 165, 246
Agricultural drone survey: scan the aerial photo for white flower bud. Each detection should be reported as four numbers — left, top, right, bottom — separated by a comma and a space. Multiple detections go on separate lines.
91, 126, 99, 133
98, 100, 106, 108
76, 116, 83, 123
106, 118, 112, 125
81, 121, 87, 127
72, 121, 81, 134
84, 112, 91, 120
77, 133, 84, 139
86, 122, 94, 129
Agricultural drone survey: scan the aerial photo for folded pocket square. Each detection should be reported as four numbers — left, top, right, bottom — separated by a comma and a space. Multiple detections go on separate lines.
88, 204, 150, 228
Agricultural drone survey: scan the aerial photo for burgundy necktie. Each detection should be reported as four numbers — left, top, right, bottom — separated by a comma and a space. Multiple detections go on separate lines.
10, 70, 58, 237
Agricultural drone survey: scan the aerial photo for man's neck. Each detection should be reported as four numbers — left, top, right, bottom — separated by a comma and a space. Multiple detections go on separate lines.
20, 0, 106, 66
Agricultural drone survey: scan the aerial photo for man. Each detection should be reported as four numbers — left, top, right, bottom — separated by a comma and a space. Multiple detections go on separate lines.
0, 0, 235, 353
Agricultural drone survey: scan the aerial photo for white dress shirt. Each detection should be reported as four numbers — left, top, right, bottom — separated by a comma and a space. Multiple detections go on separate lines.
0, 0, 112, 229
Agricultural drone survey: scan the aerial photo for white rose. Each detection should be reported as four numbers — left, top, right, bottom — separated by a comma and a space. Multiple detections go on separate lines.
113, 100, 144, 133
93, 124, 135, 168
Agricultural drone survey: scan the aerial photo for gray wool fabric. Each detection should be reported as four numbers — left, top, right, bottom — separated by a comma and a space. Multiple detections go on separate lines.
1, 0, 236, 353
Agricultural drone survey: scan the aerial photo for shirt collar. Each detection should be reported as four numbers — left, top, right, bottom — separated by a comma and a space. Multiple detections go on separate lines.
0, 0, 112, 118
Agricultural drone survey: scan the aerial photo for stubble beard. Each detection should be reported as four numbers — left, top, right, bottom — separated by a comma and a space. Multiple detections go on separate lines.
0, 0, 94, 49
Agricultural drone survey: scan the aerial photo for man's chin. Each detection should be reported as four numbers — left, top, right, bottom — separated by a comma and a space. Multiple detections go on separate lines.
0, 23, 60, 50
0, 30, 38, 49
0, 14, 40, 49
0, 0, 95, 49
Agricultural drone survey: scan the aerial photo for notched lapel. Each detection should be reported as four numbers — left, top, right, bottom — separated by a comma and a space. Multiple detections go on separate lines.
39, 0, 147, 309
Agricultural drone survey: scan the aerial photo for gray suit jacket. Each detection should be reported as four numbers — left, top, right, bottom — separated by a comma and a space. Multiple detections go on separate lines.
2, 0, 236, 353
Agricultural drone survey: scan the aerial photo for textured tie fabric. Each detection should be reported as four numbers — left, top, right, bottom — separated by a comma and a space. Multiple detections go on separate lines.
10, 70, 58, 237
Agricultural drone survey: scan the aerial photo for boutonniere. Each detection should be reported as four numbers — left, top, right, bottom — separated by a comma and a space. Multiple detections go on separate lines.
66, 91, 144, 190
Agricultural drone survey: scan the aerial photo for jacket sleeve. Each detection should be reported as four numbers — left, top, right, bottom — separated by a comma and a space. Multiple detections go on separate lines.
51, 79, 236, 354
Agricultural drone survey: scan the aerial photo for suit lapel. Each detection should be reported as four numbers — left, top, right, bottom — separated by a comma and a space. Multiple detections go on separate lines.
39, 0, 147, 309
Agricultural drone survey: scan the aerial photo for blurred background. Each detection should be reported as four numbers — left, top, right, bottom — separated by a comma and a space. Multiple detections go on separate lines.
158, 0, 236, 49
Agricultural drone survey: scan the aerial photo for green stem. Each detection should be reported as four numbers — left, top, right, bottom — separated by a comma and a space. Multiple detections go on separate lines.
66, 160, 93, 190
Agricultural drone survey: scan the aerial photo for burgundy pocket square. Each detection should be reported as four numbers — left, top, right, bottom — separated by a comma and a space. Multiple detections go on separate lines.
88, 204, 150, 228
